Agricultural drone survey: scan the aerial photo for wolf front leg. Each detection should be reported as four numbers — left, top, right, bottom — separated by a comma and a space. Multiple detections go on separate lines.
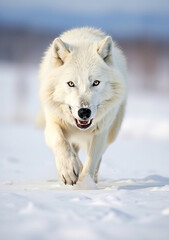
79, 131, 108, 182
45, 124, 80, 185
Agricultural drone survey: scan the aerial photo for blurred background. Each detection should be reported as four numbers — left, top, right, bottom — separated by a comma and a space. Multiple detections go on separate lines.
0, 0, 169, 136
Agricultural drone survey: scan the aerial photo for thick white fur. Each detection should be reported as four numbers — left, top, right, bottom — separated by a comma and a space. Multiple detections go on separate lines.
39, 27, 127, 185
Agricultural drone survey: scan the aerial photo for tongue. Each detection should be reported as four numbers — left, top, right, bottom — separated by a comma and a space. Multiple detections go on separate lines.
79, 120, 88, 124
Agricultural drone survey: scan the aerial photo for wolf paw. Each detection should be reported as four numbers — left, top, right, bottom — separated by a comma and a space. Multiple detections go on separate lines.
56, 152, 80, 185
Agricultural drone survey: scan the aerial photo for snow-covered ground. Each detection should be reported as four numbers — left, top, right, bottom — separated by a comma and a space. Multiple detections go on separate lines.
0, 63, 169, 240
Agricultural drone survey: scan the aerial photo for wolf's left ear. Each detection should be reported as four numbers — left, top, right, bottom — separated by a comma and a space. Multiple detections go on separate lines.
52, 38, 70, 65
97, 36, 113, 64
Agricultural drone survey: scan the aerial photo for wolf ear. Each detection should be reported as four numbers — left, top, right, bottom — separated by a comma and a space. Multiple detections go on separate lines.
52, 38, 70, 65
97, 36, 113, 64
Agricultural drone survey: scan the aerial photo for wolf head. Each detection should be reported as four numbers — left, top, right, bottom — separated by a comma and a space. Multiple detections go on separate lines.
41, 35, 126, 130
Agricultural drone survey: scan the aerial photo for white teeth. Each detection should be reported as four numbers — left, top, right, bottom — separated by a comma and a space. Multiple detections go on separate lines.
87, 120, 90, 124
78, 120, 81, 124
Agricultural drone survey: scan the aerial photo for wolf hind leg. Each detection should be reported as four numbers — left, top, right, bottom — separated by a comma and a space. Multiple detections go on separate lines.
94, 158, 102, 183
72, 144, 83, 173
35, 108, 45, 128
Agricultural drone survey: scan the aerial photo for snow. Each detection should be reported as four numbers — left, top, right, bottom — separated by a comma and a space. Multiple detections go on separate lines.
0, 63, 169, 240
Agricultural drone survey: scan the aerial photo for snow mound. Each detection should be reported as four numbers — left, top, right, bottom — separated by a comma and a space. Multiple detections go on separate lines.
74, 174, 97, 190
60, 174, 97, 190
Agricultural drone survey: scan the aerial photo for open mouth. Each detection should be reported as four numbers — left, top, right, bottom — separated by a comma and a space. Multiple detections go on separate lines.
69, 106, 93, 129
74, 118, 93, 129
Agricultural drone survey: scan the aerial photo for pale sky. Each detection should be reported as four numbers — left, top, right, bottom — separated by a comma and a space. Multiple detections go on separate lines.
0, 0, 169, 14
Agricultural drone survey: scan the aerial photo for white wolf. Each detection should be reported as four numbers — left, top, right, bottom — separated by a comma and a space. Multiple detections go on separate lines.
39, 27, 127, 185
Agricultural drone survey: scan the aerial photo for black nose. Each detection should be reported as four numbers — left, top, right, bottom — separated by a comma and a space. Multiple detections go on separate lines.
78, 108, 91, 120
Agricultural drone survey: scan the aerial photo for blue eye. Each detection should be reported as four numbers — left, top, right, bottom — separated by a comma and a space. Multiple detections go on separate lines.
93, 80, 100, 86
67, 81, 75, 87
